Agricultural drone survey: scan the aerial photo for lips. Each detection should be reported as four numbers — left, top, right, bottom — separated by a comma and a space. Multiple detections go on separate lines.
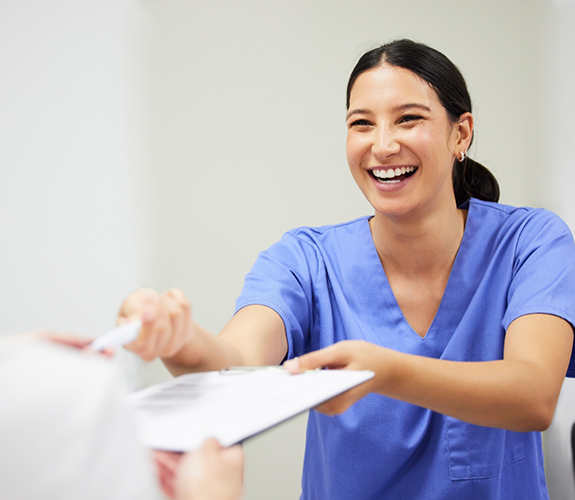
369, 166, 418, 183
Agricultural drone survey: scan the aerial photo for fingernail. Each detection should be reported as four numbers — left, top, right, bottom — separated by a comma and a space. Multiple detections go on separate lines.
283, 357, 300, 373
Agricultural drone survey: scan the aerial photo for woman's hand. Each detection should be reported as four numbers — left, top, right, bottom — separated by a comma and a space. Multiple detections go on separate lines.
284, 340, 390, 415
118, 287, 194, 362
175, 439, 244, 500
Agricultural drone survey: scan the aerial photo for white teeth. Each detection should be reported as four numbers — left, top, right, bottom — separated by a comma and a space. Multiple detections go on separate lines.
372, 166, 415, 181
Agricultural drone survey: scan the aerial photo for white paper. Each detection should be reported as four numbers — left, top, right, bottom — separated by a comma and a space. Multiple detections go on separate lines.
129, 368, 374, 451
90, 321, 142, 352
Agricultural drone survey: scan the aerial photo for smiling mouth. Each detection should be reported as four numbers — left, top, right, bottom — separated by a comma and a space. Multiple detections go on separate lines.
370, 166, 418, 184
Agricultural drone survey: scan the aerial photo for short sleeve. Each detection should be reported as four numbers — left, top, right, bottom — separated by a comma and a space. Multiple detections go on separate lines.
502, 211, 575, 377
235, 231, 321, 359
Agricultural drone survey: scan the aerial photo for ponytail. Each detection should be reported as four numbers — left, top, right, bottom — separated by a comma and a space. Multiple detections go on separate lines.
452, 157, 500, 207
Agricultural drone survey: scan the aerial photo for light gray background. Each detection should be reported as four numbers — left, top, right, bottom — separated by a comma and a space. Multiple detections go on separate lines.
1, 0, 574, 499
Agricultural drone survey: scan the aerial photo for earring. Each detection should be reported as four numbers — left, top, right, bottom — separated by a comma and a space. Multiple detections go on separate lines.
458, 151, 466, 162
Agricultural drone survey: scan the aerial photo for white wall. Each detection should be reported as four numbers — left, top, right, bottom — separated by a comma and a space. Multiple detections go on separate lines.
0, 0, 142, 338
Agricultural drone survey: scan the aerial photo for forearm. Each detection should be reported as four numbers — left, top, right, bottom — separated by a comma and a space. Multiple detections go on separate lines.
162, 305, 288, 377
289, 315, 572, 431
382, 352, 558, 431
161, 322, 247, 377
383, 315, 573, 431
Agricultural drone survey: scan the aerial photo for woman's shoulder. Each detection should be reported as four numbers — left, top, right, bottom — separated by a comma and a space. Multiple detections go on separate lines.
283, 216, 372, 244
467, 198, 572, 236
260, 216, 373, 265
246, 216, 374, 286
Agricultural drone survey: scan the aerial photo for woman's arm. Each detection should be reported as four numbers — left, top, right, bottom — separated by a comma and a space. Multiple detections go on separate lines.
285, 313, 573, 432
118, 287, 287, 376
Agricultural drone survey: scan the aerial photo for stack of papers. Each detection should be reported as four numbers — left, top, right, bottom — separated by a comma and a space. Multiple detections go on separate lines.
129, 368, 374, 451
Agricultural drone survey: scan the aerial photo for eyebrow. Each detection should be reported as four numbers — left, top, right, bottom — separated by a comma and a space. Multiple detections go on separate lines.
392, 103, 431, 113
346, 103, 431, 121
346, 108, 370, 120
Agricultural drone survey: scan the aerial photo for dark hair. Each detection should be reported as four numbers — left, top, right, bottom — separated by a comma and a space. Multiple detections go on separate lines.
347, 39, 499, 206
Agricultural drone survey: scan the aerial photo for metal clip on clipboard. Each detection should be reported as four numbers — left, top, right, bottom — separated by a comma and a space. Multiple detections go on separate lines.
220, 366, 288, 375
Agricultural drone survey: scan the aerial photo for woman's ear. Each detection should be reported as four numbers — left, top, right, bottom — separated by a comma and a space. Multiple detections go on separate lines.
454, 112, 473, 154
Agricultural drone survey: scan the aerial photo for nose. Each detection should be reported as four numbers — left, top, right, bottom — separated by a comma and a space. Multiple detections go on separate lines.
372, 126, 400, 159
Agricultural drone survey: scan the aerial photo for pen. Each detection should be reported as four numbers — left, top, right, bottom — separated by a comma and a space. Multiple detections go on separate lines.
90, 320, 142, 352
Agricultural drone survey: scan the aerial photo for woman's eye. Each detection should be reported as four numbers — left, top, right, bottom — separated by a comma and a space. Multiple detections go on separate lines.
399, 115, 422, 123
349, 119, 372, 128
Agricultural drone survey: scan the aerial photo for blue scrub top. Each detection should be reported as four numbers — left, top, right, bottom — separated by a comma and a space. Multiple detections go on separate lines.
235, 199, 575, 500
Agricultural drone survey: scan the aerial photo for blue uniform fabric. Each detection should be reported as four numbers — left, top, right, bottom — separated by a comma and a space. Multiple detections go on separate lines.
235, 199, 575, 500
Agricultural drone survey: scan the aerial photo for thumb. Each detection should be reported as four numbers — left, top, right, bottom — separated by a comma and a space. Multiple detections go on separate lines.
283, 344, 348, 374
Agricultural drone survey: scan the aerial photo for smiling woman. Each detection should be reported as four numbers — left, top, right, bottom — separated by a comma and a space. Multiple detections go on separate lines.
117, 39, 575, 500
346, 39, 500, 208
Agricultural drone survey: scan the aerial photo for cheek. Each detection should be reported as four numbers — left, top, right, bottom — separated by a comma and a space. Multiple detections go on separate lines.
412, 128, 451, 165
346, 134, 366, 169
409, 126, 434, 147
345, 136, 357, 168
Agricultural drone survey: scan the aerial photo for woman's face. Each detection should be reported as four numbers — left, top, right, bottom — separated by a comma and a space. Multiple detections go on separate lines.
346, 63, 465, 220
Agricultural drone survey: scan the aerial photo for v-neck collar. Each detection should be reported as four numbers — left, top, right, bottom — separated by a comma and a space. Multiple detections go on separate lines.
347, 202, 476, 354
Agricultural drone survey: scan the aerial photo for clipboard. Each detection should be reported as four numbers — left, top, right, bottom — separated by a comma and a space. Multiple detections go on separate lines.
129, 367, 374, 451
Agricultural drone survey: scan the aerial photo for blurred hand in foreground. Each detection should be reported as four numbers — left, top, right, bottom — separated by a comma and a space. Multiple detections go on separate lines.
154, 440, 244, 500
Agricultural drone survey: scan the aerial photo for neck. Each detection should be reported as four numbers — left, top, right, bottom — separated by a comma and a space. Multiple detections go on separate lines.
370, 202, 467, 278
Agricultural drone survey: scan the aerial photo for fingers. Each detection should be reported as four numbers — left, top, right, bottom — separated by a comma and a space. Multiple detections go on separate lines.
127, 292, 163, 361
284, 342, 351, 373
18, 331, 115, 359
199, 439, 244, 469
30, 330, 93, 350
283, 340, 379, 415
120, 287, 193, 362
197, 437, 222, 453
153, 450, 183, 500
162, 288, 192, 359
118, 287, 160, 324
175, 439, 244, 500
